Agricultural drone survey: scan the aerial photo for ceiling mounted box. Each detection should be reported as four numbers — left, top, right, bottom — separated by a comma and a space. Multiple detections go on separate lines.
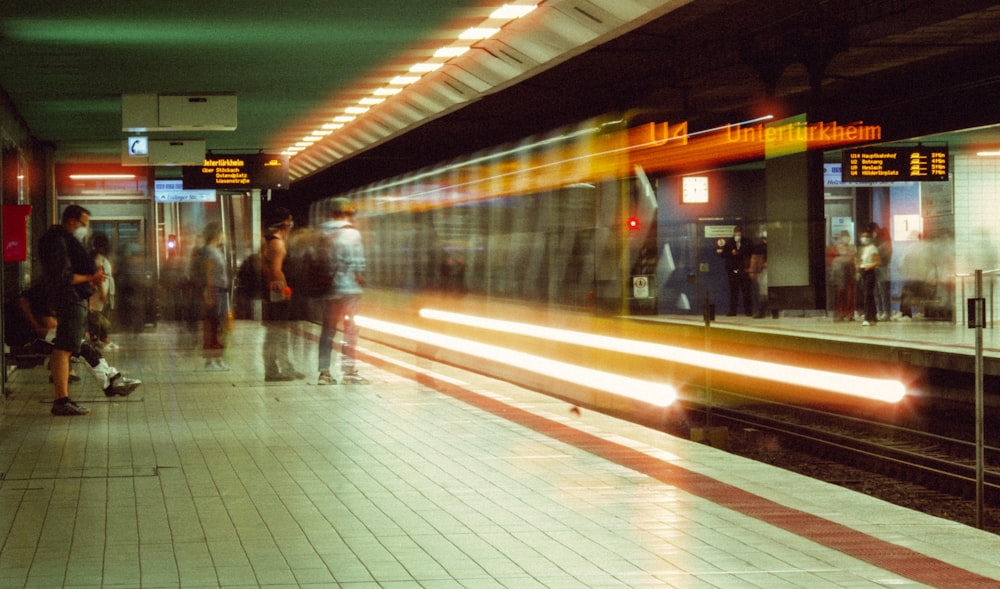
122, 93, 237, 131
121, 93, 159, 132
122, 139, 206, 166
158, 94, 237, 130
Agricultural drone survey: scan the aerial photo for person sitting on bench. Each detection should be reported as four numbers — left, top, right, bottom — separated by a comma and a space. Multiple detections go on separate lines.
4, 284, 140, 397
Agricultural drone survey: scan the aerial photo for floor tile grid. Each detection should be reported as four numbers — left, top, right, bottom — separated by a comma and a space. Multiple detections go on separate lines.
0, 321, 976, 588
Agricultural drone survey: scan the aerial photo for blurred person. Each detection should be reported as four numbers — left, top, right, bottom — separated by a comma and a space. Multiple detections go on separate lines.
5, 284, 141, 396
315, 197, 367, 385
856, 229, 881, 326
716, 225, 753, 316
828, 230, 856, 321
748, 226, 768, 318
261, 207, 304, 382
200, 222, 230, 370
88, 231, 118, 349
869, 223, 893, 321
115, 242, 147, 333
37, 204, 105, 415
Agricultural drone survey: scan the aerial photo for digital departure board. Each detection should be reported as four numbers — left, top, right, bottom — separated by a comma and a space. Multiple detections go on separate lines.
183, 154, 290, 190
841, 146, 948, 182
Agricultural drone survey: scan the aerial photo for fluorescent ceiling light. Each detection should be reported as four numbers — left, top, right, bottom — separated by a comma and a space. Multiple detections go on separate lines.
373, 87, 403, 96
976, 151, 1000, 156
333, 115, 356, 123
410, 63, 443, 73
345, 106, 369, 114
322, 123, 344, 130
359, 97, 385, 105
434, 46, 469, 58
491, 4, 537, 19
390, 76, 420, 86
460, 27, 500, 40
69, 174, 136, 180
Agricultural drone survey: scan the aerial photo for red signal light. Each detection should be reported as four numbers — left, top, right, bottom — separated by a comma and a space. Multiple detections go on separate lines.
627, 217, 639, 230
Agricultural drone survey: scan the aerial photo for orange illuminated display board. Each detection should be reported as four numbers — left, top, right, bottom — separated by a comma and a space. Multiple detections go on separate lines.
841, 146, 949, 182
183, 154, 290, 190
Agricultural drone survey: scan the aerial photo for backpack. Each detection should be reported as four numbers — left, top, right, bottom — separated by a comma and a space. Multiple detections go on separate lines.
188, 245, 207, 288
235, 253, 264, 299
295, 232, 336, 297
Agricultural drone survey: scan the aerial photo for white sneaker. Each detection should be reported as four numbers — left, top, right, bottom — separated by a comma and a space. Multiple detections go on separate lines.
862, 320, 871, 326
205, 358, 230, 371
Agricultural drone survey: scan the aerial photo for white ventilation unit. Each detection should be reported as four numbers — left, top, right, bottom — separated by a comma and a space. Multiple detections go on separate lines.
122, 93, 237, 131
121, 139, 206, 166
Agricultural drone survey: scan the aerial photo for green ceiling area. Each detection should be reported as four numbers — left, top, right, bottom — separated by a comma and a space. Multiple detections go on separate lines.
0, 0, 486, 159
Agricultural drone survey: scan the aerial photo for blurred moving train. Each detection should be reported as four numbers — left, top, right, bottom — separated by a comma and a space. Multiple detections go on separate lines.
304, 113, 910, 415
308, 112, 881, 316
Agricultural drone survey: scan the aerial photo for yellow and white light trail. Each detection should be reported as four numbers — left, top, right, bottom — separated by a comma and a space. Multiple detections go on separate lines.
418, 309, 907, 404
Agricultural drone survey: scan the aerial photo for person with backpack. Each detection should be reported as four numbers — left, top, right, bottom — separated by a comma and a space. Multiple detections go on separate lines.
261, 207, 304, 382
315, 197, 366, 385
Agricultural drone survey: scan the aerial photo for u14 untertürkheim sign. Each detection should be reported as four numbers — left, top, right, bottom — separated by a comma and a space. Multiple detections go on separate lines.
183, 154, 290, 190
841, 146, 948, 182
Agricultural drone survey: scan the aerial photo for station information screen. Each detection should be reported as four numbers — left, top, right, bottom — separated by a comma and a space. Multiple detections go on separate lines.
841, 146, 948, 182
183, 154, 290, 190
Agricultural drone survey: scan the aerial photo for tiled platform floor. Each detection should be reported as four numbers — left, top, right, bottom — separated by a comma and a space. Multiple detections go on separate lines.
2, 320, 1000, 588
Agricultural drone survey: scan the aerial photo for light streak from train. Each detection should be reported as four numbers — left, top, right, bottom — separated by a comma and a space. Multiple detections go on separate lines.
354, 316, 677, 407
418, 309, 907, 404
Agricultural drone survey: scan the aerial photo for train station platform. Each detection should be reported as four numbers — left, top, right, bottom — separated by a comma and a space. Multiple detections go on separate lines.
2, 319, 1000, 588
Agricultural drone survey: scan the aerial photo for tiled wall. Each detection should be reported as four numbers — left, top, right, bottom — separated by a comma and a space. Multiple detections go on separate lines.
951, 154, 1000, 320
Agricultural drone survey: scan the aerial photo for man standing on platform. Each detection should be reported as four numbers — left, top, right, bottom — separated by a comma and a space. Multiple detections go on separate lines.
38, 204, 105, 416
316, 198, 366, 385
717, 225, 754, 316
261, 207, 304, 381
857, 229, 881, 326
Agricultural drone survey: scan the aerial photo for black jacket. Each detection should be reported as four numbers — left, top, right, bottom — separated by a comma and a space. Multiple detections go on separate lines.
718, 237, 753, 274
38, 224, 96, 307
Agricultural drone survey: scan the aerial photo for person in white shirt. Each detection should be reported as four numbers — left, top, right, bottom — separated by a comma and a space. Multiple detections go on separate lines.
857, 230, 881, 326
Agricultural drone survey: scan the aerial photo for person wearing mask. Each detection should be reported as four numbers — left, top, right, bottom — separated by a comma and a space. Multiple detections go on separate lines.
716, 225, 753, 317
37, 205, 106, 415
857, 230, 881, 326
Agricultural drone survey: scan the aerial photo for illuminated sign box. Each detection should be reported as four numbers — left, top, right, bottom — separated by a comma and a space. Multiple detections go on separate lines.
841, 146, 949, 182
183, 154, 290, 190
154, 180, 217, 203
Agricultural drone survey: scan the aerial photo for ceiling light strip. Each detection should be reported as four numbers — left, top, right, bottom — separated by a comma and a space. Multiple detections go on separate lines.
283, 2, 540, 157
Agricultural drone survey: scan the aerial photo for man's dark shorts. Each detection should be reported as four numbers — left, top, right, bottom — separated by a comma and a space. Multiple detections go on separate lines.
52, 300, 87, 353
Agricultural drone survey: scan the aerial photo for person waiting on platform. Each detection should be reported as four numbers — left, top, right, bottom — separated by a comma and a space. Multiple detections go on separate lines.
717, 225, 754, 316
857, 229, 881, 326
828, 230, 857, 321
4, 284, 141, 397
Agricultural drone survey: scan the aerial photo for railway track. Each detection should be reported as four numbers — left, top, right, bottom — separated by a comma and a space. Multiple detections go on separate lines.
675, 393, 1000, 532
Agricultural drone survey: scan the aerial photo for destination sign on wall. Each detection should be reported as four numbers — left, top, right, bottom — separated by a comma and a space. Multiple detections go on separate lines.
841, 146, 949, 182
183, 154, 290, 190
